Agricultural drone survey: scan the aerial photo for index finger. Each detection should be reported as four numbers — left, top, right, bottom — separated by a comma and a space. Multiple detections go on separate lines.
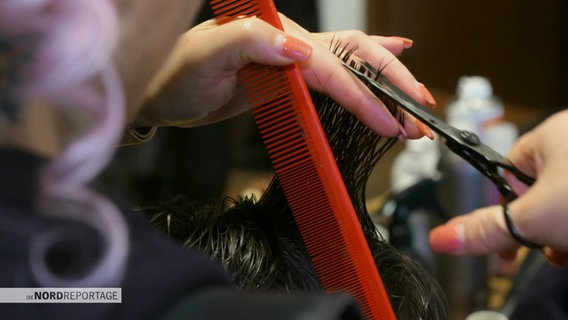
314, 30, 437, 138
280, 17, 430, 138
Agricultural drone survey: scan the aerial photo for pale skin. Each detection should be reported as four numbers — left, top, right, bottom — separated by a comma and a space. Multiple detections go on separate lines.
117, 0, 567, 270
430, 109, 568, 267
4, 0, 435, 157
113, 0, 435, 138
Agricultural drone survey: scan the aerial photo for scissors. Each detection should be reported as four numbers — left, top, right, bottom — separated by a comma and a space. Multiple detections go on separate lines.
344, 62, 542, 249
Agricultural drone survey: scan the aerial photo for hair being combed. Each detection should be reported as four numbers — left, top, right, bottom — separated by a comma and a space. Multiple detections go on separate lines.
0, 0, 128, 287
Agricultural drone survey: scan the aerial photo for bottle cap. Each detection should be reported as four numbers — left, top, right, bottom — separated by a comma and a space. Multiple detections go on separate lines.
457, 76, 493, 99
465, 310, 508, 320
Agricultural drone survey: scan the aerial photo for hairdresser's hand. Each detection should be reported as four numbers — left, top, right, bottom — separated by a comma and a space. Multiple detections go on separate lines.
429, 109, 568, 266
140, 14, 435, 138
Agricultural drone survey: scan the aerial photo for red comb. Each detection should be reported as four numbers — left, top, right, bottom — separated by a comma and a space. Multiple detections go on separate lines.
209, 1, 396, 319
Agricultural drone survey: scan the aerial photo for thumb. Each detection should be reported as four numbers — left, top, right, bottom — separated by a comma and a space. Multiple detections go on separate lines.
429, 205, 521, 255
198, 17, 312, 70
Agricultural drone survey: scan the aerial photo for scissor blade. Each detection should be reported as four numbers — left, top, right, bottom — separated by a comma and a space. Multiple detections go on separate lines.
344, 63, 536, 198
344, 63, 462, 143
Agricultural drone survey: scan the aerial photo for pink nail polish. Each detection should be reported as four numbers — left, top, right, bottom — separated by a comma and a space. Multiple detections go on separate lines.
391, 36, 414, 48
429, 225, 463, 253
282, 36, 312, 61
417, 82, 437, 107
416, 120, 435, 140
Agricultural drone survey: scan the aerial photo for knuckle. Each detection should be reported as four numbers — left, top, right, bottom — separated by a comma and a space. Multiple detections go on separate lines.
341, 30, 367, 42
239, 16, 262, 37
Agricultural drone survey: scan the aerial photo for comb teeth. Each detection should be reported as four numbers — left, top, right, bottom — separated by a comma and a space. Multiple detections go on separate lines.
240, 62, 391, 319
210, 0, 259, 18
209, 1, 396, 319
239, 65, 305, 167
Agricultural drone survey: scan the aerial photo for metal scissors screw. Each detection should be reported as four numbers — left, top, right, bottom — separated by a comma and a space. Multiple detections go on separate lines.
459, 131, 480, 146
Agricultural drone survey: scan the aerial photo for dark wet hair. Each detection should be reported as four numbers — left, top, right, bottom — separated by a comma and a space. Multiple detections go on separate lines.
139, 86, 448, 318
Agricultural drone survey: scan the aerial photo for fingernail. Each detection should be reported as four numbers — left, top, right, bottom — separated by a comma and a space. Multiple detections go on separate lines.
397, 123, 408, 141
429, 224, 464, 253
281, 35, 312, 61
416, 120, 435, 140
543, 247, 568, 267
391, 36, 414, 48
416, 82, 436, 107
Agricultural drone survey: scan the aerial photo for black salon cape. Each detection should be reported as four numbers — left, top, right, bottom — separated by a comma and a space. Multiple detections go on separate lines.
509, 263, 568, 320
0, 148, 361, 320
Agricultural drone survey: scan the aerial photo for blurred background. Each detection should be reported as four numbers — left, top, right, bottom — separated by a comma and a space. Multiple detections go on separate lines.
368, 0, 568, 111
97, 1, 568, 319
